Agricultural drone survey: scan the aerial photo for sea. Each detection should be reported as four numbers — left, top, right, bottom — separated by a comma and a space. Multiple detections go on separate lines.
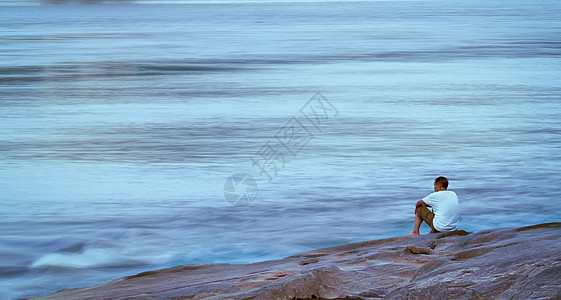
1, 0, 560, 299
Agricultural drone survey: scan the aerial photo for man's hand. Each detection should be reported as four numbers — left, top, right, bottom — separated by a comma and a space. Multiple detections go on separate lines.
414, 200, 426, 214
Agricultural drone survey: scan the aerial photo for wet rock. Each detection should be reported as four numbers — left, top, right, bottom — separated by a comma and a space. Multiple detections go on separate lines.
29, 223, 561, 300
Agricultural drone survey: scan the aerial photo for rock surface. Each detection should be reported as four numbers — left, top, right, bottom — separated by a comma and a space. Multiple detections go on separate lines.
30, 223, 561, 300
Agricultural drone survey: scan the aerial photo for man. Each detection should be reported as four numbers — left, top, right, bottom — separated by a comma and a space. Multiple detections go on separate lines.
408, 176, 459, 235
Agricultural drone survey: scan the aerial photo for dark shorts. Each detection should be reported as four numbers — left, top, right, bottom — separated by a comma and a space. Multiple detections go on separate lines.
416, 206, 439, 232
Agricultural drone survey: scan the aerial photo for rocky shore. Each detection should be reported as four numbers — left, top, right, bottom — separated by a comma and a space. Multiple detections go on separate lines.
30, 222, 561, 300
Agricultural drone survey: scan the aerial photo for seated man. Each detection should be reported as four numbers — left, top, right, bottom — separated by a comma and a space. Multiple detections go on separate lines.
408, 176, 459, 235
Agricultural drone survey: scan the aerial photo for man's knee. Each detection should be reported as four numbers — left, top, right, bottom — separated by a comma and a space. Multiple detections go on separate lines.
416, 206, 433, 222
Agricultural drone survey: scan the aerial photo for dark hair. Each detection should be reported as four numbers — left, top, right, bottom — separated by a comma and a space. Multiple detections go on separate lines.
435, 176, 448, 189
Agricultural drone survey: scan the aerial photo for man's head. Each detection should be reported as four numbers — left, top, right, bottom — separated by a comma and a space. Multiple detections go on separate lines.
434, 176, 448, 192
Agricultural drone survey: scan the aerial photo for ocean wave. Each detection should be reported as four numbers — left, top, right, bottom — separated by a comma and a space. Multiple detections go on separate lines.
31, 246, 173, 269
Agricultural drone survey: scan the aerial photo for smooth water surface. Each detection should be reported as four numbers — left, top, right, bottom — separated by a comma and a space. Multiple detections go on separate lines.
1, 0, 560, 298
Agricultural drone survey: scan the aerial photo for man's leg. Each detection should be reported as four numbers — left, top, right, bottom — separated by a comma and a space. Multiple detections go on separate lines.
408, 212, 423, 236
409, 206, 437, 236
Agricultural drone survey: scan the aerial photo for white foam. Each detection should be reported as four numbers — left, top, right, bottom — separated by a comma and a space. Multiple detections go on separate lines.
31, 247, 173, 269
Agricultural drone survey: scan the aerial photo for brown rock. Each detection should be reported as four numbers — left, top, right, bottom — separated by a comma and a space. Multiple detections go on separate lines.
28, 223, 561, 300
405, 245, 432, 255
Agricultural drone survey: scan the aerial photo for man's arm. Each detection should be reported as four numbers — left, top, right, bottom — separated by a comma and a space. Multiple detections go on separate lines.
414, 200, 430, 214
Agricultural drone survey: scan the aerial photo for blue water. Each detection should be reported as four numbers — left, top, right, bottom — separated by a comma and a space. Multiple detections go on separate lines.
1, 0, 561, 299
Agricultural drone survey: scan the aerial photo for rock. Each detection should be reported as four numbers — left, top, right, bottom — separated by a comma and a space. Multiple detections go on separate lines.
28, 223, 561, 300
405, 245, 432, 255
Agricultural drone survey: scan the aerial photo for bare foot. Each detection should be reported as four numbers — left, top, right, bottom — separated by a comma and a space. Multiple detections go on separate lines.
407, 232, 420, 236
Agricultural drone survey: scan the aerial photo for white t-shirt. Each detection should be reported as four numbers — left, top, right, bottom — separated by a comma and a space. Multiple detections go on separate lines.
422, 190, 459, 232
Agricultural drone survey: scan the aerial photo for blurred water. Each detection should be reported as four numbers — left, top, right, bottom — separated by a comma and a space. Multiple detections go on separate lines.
1, 0, 561, 299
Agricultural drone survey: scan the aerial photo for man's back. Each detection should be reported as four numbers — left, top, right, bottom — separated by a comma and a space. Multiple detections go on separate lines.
422, 190, 459, 231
